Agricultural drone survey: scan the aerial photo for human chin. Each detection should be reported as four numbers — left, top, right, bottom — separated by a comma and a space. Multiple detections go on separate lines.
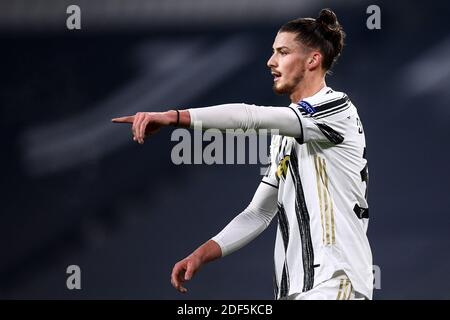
273, 81, 292, 95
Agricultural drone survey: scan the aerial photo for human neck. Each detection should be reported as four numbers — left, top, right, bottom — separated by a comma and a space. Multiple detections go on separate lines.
289, 75, 326, 103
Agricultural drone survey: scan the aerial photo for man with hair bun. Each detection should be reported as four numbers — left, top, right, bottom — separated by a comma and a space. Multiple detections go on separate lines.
112, 8, 373, 300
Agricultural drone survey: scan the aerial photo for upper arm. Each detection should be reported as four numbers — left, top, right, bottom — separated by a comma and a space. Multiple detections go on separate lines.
290, 94, 353, 145
253, 134, 280, 217
248, 180, 278, 219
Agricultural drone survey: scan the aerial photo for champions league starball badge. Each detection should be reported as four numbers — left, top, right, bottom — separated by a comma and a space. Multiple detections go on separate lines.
298, 100, 316, 115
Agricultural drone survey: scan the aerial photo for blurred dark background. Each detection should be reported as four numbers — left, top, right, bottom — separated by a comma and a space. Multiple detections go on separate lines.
1, 0, 449, 299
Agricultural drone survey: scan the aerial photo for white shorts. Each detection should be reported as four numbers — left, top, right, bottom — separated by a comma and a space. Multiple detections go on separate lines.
280, 271, 368, 300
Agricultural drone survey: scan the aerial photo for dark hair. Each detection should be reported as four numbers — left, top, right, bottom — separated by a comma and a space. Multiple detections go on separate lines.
279, 8, 345, 72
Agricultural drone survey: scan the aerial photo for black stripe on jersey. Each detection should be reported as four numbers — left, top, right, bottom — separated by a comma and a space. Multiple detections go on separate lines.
277, 203, 290, 298
305, 94, 342, 110
288, 149, 315, 292
314, 95, 349, 112
284, 106, 304, 144
281, 140, 287, 159
314, 103, 351, 120
302, 101, 349, 119
298, 95, 347, 115
313, 101, 348, 117
280, 262, 290, 299
315, 123, 344, 144
261, 180, 279, 189
278, 137, 283, 154
273, 268, 279, 299
277, 203, 290, 249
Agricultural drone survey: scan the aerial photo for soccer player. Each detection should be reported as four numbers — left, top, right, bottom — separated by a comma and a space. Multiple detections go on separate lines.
112, 8, 373, 300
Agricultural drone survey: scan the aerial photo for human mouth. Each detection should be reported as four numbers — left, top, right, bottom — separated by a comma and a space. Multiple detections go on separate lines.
271, 71, 281, 82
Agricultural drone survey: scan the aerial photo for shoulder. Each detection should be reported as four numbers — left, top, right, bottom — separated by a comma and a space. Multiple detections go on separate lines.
299, 88, 355, 121
303, 88, 346, 107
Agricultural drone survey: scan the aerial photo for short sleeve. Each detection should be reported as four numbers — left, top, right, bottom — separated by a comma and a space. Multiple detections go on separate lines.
293, 93, 355, 145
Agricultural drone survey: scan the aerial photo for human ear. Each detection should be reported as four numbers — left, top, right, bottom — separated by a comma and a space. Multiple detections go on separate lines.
308, 52, 322, 70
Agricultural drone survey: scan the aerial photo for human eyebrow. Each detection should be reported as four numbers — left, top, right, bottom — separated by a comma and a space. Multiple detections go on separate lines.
272, 46, 290, 53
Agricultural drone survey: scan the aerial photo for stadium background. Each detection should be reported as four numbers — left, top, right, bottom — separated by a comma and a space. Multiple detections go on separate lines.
1, 0, 449, 299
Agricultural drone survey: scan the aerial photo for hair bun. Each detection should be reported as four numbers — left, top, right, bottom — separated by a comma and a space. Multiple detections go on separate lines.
278, 9, 345, 71
316, 8, 338, 28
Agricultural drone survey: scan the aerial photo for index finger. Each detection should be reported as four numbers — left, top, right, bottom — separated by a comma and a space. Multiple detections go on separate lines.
111, 116, 134, 124
171, 265, 188, 293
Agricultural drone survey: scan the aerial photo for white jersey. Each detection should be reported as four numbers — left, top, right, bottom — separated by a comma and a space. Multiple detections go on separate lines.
262, 86, 373, 299
189, 85, 373, 299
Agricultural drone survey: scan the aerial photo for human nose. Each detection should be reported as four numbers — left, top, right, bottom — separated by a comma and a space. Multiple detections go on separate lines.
267, 53, 277, 69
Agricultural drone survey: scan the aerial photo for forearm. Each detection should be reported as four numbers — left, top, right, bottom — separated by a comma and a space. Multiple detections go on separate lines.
212, 182, 278, 257
212, 205, 277, 256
